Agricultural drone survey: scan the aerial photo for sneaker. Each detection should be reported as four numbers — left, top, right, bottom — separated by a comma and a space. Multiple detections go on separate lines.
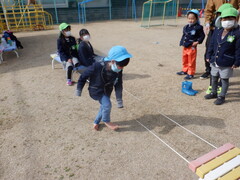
117, 101, 123, 108
200, 72, 210, 79
204, 92, 217, 99
67, 79, 72, 86
214, 96, 225, 105
176, 71, 187, 75
184, 74, 194, 80
206, 86, 212, 94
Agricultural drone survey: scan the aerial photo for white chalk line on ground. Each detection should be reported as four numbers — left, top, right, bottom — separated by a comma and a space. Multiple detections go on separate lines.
122, 88, 218, 162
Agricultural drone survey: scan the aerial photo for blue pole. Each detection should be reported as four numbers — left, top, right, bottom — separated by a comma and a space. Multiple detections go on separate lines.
78, 2, 81, 23
53, 0, 58, 24
109, 0, 112, 20
126, 0, 128, 19
132, 0, 137, 21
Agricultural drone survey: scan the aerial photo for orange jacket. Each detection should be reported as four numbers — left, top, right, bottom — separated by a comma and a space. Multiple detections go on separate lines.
204, 0, 240, 24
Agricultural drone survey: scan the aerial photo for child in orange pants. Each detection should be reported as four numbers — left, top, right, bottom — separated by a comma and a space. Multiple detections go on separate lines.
177, 9, 205, 79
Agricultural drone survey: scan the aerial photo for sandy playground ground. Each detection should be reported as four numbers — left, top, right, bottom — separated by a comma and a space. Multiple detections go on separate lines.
0, 18, 240, 180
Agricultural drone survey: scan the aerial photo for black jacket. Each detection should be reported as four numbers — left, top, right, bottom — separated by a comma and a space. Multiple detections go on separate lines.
57, 36, 78, 62
78, 41, 95, 66
180, 23, 205, 48
77, 62, 122, 100
206, 27, 240, 67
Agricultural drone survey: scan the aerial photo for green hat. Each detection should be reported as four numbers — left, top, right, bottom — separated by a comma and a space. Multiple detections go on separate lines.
217, 3, 233, 13
221, 7, 238, 18
59, 23, 70, 31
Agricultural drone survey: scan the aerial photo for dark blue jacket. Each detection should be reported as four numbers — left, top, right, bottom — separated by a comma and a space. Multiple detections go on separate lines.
180, 23, 205, 48
57, 36, 78, 62
78, 41, 95, 66
77, 62, 122, 100
206, 27, 240, 67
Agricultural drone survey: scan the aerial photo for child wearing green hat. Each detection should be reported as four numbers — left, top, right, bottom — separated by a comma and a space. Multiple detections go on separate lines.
205, 7, 240, 105
75, 46, 132, 130
57, 23, 79, 86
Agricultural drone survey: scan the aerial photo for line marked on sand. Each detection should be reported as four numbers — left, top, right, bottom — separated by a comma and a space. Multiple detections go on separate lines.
123, 88, 217, 150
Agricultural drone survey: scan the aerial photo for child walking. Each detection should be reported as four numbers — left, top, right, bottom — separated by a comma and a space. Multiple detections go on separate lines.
57, 23, 79, 86
205, 7, 240, 105
177, 9, 205, 79
76, 46, 132, 130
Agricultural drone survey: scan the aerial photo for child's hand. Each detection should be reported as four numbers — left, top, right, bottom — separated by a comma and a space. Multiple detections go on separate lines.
68, 59, 73, 63
192, 42, 199, 47
206, 59, 210, 62
232, 65, 238, 69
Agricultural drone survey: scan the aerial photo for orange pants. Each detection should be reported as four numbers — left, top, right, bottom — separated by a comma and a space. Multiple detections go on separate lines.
182, 47, 197, 75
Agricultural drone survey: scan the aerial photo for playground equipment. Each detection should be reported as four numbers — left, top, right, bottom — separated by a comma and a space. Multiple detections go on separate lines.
78, 0, 137, 24
180, 0, 205, 17
0, 0, 53, 31
141, 0, 179, 28
189, 143, 240, 180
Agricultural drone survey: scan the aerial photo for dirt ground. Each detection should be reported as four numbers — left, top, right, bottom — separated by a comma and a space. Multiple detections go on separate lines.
0, 18, 240, 180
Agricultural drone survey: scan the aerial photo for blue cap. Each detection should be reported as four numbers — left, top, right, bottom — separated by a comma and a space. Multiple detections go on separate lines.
104, 46, 132, 62
187, 9, 200, 17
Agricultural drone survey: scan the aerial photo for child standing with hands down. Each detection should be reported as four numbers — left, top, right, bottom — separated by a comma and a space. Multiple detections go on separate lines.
57, 23, 79, 86
76, 46, 132, 131
177, 9, 205, 80
205, 7, 240, 105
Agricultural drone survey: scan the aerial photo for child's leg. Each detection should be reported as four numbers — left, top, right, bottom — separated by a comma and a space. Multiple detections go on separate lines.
187, 47, 197, 75
66, 62, 73, 80
99, 95, 112, 123
94, 105, 103, 125
218, 78, 229, 97
211, 76, 219, 94
182, 47, 188, 73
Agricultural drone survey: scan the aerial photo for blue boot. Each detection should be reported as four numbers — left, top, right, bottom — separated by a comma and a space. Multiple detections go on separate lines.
182, 81, 198, 96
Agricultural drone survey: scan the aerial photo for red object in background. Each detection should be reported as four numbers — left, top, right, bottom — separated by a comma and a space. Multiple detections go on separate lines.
199, 9, 204, 18
178, 7, 182, 17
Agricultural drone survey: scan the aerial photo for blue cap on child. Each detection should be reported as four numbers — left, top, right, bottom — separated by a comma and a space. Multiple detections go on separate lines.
104, 45, 132, 62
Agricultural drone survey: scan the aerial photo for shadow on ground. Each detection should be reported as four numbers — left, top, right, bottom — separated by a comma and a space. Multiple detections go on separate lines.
115, 114, 225, 133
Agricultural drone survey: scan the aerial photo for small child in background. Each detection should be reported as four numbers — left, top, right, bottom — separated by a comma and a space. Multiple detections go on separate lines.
57, 23, 79, 86
177, 9, 205, 80
204, 7, 240, 105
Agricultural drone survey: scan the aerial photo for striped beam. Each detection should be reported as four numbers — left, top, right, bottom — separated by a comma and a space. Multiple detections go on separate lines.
218, 166, 240, 180
198, 155, 240, 180
196, 148, 240, 178
188, 143, 235, 172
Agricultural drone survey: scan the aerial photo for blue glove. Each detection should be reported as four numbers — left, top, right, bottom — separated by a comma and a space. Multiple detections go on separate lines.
75, 89, 82, 96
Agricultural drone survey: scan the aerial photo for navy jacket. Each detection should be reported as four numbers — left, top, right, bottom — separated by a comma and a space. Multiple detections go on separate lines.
57, 36, 78, 62
78, 41, 95, 66
206, 27, 240, 67
180, 23, 205, 48
77, 62, 122, 100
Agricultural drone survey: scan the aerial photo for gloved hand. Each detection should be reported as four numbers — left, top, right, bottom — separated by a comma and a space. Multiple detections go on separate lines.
75, 89, 82, 96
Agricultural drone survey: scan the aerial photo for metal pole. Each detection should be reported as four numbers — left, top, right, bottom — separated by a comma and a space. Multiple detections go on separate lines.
53, 0, 58, 24
109, 0, 111, 20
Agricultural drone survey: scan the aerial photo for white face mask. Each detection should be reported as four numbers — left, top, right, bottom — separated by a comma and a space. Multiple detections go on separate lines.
221, 20, 235, 29
65, 31, 71, 37
83, 35, 90, 41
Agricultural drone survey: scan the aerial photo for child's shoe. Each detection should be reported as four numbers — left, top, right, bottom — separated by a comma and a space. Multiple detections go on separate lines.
184, 74, 194, 80
206, 86, 212, 94
214, 96, 225, 105
204, 92, 217, 99
176, 71, 187, 75
67, 79, 72, 86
